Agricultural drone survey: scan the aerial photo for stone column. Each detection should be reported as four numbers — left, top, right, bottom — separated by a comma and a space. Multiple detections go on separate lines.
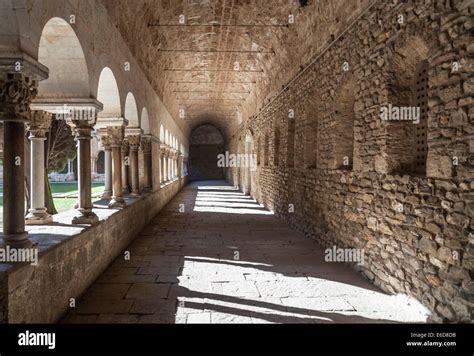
167, 153, 172, 180
121, 140, 129, 194
178, 152, 184, 178
127, 135, 141, 197
100, 133, 112, 199
161, 153, 166, 183
0, 73, 37, 247
69, 119, 99, 225
141, 136, 152, 191
108, 127, 126, 208
25, 110, 53, 225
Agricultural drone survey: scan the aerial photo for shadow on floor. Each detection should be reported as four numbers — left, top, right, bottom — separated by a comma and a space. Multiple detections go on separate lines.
61, 180, 428, 324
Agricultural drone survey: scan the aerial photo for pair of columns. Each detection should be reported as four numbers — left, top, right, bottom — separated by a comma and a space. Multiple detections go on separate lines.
160, 144, 171, 183
101, 127, 149, 207
159, 145, 183, 183
0, 72, 101, 246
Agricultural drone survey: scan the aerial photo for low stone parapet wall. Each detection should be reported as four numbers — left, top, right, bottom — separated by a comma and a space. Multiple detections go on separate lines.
0, 178, 186, 323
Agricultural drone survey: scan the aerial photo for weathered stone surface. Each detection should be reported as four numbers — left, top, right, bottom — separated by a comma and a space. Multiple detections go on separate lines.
62, 182, 429, 324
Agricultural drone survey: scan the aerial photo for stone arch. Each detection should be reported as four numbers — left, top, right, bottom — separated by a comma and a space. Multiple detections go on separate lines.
124, 92, 139, 127
97, 67, 121, 118
38, 17, 90, 97
141, 108, 150, 134
97, 151, 105, 174
160, 125, 165, 142
385, 34, 432, 176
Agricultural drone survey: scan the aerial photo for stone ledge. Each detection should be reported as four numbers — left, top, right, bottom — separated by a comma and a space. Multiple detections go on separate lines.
0, 178, 186, 323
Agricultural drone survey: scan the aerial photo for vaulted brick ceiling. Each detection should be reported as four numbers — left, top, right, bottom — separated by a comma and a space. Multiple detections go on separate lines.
101, 0, 368, 138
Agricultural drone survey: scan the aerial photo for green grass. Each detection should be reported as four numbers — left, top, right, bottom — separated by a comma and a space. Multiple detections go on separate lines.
52, 198, 78, 213
0, 182, 105, 214
49, 182, 104, 194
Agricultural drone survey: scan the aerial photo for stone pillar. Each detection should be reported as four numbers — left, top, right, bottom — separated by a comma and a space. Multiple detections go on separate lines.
69, 120, 99, 225
100, 134, 112, 199
168, 154, 172, 180
161, 156, 166, 182
178, 153, 184, 178
141, 136, 152, 191
127, 135, 141, 197
25, 110, 53, 225
0, 73, 37, 247
108, 127, 126, 208
67, 159, 73, 174
121, 140, 129, 194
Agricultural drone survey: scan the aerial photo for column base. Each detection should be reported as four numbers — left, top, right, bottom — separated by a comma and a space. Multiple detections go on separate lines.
72, 209, 99, 225
130, 191, 140, 198
25, 208, 53, 225
101, 190, 112, 199
108, 197, 126, 208
0, 232, 33, 248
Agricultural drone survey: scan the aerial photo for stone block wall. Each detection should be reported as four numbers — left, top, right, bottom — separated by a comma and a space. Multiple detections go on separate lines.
0, 178, 186, 323
228, 0, 473, 322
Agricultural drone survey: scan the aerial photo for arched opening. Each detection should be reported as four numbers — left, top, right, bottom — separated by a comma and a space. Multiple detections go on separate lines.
160, 125, 165, 142
124, 93, 139, 127
141, 108, 150, 134
38, 17, 90, 98
188, 124, 225, 181
34, 17, 91, 218
97, 67, 121, 118
97, 151, 105, 174
385, 35, 431, 176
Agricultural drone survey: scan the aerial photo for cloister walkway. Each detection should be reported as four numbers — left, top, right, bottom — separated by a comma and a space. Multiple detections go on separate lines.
62, 181, 429, 324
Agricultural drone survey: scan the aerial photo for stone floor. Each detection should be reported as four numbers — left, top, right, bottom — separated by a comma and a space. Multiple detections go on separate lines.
62, 181, 429, 324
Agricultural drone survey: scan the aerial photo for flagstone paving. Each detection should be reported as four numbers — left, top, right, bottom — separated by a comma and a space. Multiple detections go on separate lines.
62, 181, 430, 324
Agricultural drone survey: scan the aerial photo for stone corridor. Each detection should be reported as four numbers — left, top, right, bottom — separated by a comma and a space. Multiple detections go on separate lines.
63, 181, 428, 324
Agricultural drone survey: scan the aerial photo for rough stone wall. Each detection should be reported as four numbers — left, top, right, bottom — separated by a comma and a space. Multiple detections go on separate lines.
229, 0, 473, 322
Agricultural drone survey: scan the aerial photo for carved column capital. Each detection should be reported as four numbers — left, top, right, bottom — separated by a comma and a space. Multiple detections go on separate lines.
27, 110, 53, 138
67, 110, 96, 140
160, 143, 168, 156
107, 126, 124, 147
122, 139, 129, 154
127, 135, 141, 150
98, 128, 111, 150
0, 73, 38, 122
140, 136, 152, 154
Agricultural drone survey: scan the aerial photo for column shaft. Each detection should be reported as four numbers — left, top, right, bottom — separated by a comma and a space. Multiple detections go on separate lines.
109, 145, 126, 208
121, 145, 129, 193
72, 128, 98, 225
103, 149, 112, 198
144, 152, 152, 190
25, 134, 52, 225
2, 121, 30, 246
130, 147, 140, 197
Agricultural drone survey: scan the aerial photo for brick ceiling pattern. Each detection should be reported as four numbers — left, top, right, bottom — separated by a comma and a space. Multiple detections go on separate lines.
101, 0, 368, 138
